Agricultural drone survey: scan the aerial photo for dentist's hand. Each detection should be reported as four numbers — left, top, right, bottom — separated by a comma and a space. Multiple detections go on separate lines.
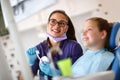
39, 62, 61, 76
26, 47, 37, 66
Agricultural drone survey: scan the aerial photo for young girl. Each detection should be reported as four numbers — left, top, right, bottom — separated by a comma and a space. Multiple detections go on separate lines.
72, 17, 114, 77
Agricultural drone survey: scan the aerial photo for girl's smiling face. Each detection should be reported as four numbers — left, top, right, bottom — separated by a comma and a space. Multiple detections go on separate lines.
81, 20, 106, 50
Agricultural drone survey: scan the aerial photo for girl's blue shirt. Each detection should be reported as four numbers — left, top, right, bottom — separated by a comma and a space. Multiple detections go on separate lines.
72, 48, 114, 77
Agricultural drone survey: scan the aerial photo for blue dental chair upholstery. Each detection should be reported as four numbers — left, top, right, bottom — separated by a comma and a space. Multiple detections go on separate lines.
109, 22, 120, 80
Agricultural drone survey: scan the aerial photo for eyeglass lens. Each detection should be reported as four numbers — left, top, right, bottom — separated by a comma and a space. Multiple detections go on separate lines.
49, 19, 68, 27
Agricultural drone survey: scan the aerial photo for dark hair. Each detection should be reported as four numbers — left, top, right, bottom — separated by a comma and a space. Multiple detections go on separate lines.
48, 10, 77, 41
87, 17, 113, 50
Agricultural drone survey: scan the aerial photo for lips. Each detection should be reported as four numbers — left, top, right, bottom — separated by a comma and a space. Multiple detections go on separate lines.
52, 29, 60, 33
82, 36, 89, 41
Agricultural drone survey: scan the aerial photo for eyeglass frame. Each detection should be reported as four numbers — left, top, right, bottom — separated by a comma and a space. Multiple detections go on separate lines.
48, 19, 68, 27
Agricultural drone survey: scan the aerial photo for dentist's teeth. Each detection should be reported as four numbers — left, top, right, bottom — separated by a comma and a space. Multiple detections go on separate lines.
53, 30, 59, 33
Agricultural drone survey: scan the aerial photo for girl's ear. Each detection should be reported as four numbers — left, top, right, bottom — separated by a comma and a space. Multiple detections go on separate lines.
101, 30, 107, 39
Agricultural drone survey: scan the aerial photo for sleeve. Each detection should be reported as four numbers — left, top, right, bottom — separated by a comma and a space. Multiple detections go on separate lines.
25, 46, 39, 76
31, 41, 48, 76
30, 44, 41, 76
31, 58, 39, 76
71, 43, 83, 64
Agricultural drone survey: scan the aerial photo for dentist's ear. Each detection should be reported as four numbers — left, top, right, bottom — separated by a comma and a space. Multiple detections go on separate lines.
101, 30, 107, 39
65, 26, 68, 33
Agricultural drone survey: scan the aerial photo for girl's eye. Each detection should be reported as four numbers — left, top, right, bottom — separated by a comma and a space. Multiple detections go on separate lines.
87, 28, 92, 31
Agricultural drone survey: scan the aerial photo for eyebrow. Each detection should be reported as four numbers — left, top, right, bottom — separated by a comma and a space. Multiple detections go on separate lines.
49, 18, 68, 22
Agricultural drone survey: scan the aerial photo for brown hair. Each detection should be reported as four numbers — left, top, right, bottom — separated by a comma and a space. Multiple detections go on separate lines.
87, 17, 113, 50
48, 10, 77, 41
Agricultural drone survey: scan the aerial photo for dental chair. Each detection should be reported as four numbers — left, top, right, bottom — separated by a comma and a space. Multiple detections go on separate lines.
109, 22, 120, 80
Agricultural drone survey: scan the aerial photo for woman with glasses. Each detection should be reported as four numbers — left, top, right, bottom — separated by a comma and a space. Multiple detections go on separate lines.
26, 10, 83, 79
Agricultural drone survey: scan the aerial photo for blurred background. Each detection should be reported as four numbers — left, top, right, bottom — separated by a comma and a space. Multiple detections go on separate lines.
0, 0, 120, 80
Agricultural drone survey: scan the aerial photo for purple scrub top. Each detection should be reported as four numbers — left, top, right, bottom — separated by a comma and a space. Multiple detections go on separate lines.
32, 39, 83, 75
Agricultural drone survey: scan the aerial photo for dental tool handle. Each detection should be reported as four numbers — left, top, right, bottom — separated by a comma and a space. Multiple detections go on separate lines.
36, 50, 41, 60
36, 50, 49, 63
36, 50, 45, 64
47, 47, 63, 76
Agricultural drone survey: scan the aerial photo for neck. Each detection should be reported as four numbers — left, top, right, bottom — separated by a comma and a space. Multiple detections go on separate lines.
88, 41, 105, 50
88, 45, 104, 51
49, 38, 60, 47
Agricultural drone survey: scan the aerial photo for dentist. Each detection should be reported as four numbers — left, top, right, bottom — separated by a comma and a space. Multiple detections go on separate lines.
26, 10, 83, 80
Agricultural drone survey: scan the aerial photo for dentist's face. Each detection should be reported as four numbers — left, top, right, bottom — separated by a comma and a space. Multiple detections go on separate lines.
47, 13, 68, 37
81, 20, 104, 49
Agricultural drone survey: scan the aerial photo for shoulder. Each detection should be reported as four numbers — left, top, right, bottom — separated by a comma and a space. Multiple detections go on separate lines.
95, 49, 114, 59
96, 50, 114, 63
63, 39, 80, 46
62, 39, 82, 50
103, 50, 114, 59
62, 39, 83, 53
35, 40, 49, 56
36, 40, 48, 49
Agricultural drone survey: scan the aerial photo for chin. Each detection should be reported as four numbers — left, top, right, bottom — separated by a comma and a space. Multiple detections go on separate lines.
53, 35, 61, 38
83, 42, 88, 46
84, 44, 90, 48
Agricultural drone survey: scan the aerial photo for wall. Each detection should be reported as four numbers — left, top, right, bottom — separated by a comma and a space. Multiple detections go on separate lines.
18, 0, 120, 52
92, 0, 120, 22
17, 0, 98, 31
0, 40, 13, 80
0, 35, 21, 80
20, 27, 47, 50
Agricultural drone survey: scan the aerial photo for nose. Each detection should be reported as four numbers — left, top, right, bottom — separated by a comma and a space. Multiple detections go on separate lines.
81, 30, 87, 36
54, 23, 60, 28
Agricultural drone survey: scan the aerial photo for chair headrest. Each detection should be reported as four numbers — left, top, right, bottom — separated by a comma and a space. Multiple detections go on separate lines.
109, 22, 120, 49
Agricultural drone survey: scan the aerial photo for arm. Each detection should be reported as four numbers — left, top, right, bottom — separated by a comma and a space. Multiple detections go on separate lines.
26, 47, 37, 66
71, 43, 83, 64
26, 47, 39, 76
39, 62, 60, 76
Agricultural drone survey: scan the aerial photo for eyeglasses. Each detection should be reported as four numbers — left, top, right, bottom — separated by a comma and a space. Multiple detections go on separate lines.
49, 19, 68, 27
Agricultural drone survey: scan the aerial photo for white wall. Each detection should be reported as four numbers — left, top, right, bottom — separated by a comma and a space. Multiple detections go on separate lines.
20, 27, 44, 50
19, 0, 120, 51
93, 0, 120, 22
0, 36, 19, 80
0, 41, 13, 80
17, 0, 98, 31
18, 0, 99, 51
